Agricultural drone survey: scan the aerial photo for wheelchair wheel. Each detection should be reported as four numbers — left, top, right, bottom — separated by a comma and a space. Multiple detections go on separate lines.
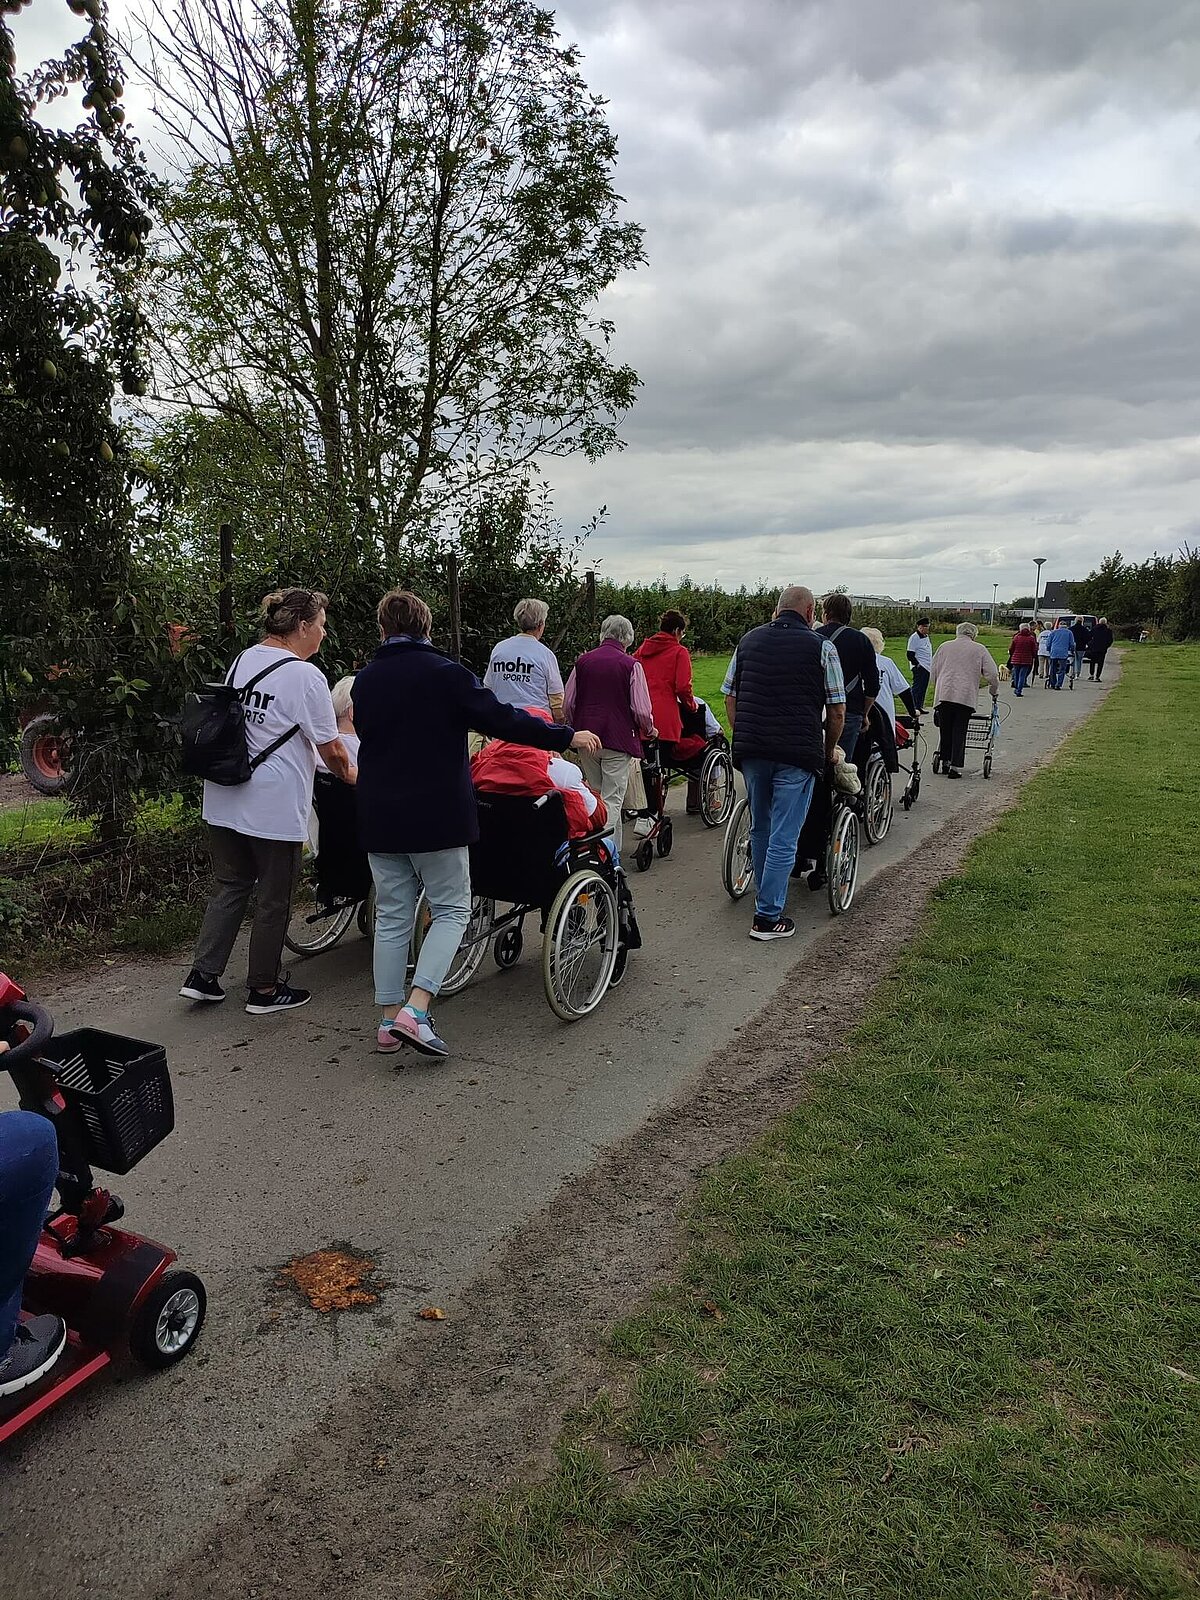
656, 817, 674, 858
863, 755, 893, 845
931, 752, 942, 774
721, 796, 754, 901
983, 752, 993, 779
357, 888, 375, 940
608, 940, 630, 988
542, 869, 619, 1021
494, 925, 523, 969
827, 805, 859, 916
284, 852, 357, 954
635, 839, 654, 873
413, 893, 493, 997
699, 747, 735, 828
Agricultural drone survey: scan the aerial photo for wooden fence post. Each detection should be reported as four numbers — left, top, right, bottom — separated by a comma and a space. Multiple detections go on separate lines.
448, 550, 462, 662
585, 569, 596, 633
218, 523, 234, 639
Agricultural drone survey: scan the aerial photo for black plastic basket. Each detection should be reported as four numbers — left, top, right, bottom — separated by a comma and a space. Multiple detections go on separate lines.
40, 1029, 174, 1175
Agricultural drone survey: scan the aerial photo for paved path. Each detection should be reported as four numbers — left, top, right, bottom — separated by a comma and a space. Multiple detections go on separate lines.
0, 670, 1114, 1595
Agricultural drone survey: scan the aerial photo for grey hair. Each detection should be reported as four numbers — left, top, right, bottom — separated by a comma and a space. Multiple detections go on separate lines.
777, 584, 815, 617
331, 674, 356, 721
861, 626, 885, 654
956, 621, 979, 640
600, 614, 634, 647
513, 597, 549, 633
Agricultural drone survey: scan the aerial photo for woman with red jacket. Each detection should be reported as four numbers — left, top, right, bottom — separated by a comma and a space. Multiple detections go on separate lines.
471, 707, 607, 838
635, 610, 707, 813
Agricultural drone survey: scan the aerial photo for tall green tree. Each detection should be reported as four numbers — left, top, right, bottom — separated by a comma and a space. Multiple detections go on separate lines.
0, 0, 194, 829
138, 0, 644, 573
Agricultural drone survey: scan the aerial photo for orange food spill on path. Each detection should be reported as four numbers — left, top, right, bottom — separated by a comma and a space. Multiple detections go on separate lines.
281, 1248, 380, 1312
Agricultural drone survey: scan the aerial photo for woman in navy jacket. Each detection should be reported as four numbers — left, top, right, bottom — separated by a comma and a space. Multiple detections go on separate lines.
352, 589, 599, 1061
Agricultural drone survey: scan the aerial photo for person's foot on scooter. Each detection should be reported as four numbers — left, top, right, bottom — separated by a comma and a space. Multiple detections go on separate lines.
180, 969, 225, 1003
245, 979, 311, 1015
0, 1314, 67, 1398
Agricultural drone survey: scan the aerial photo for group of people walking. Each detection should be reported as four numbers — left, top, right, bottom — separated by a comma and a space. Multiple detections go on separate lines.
1014, 616, 1114, 691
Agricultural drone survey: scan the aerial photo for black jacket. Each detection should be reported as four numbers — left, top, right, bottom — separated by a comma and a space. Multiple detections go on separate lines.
817, 622, 881, 716
1087, 624, 1113, 659
352, 639, 574, 853
731, 612, 827, 774
1070, 621, 1091, 649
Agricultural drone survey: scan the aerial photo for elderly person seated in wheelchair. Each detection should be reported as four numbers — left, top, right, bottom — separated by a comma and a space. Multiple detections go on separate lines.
471, 707, 608, 839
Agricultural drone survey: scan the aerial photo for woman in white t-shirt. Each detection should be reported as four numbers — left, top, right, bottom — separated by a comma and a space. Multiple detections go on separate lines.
484, 598, 565, 719
180, 589, 357, 1016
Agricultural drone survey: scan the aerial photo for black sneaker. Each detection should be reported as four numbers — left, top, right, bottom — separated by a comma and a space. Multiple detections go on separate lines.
946, 768, 963, 780
180, 969, 226, 1003
0, 1315, 67, 1398
245, 981, 311, 1015
749, 915, 796, 942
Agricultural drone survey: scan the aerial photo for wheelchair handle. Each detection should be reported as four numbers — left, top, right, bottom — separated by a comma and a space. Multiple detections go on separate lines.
0, 997, 54, 1068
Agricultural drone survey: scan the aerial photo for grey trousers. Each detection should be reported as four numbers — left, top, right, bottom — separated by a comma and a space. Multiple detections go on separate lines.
192, 825, 301, 991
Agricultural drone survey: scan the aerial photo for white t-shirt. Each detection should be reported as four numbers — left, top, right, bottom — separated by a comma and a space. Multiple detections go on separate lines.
485, 634, 564, 713
1037, 630, 1051, 657
548, 756, 598, 817
874, 654, 910, 726
907, 631, 933, 671
203, 644, 339, 843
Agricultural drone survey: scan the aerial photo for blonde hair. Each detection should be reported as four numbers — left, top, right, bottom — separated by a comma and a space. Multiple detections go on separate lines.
331, 675, 356, 721
260, 588, 328, 637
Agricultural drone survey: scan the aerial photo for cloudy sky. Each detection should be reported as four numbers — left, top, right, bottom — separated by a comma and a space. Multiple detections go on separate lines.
13, 0, 1200, 601
545, 0, 1200, 600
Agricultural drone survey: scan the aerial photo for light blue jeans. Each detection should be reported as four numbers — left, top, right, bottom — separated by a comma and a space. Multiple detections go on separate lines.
740, 759, 817, 921
368, 848, 471, 1004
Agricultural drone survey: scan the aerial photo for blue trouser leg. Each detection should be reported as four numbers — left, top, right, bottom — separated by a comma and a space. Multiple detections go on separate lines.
838, 713, 862, 760
368, 847, 471, 1004
910, 666, 929, 710
742, 759, 815, 921
0, 1111, 59, 1355
1012, 664, 1029, 694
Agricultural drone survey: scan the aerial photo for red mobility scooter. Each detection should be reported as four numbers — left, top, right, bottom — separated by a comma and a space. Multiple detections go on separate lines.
0, 973, 206, 1443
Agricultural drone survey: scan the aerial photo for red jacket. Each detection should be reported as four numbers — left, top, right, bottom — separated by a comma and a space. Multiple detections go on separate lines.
470, 711, 605, 838
633, 633, 695, 744
1009, 630, 1038, 667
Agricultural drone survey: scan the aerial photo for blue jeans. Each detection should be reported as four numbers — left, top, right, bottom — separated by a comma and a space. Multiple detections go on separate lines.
1073, 649, 1085, 679
1050, 658, 1069, 688
1011, 663, 1030, 694
910, 665, 930, 710
741, 759, 817, 921
0, 1111, 58, 1355
839, 713, 862, 760
368, 848, 471, 1003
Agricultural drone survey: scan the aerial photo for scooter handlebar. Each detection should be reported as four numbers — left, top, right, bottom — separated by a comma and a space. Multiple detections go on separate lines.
0, 998, 54, 1068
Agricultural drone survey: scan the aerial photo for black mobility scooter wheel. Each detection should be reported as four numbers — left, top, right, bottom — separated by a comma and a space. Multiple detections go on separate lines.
131, 1269, 207, 1369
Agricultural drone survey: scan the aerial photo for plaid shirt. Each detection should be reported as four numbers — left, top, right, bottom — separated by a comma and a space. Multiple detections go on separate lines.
721, 641, 846, 704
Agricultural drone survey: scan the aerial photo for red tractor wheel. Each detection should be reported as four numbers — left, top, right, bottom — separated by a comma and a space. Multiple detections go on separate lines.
19, 714, 69, 796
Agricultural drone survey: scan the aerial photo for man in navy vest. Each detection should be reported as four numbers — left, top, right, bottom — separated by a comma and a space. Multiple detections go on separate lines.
726, 585, 846, 941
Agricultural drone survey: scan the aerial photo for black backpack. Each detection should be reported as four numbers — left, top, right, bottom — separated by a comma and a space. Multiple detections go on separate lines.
181, 651, 302, 786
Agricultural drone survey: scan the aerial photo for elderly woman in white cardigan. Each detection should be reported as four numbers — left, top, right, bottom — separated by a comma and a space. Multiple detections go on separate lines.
930, 623, 1000, 779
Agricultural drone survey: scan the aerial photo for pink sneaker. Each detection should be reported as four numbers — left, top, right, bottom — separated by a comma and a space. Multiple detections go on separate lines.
387, 1008, 449, 1059
376, 1021, 404, 1054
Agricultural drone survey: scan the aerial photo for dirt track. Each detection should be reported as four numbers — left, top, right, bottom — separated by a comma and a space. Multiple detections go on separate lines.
0, 669, 1115, 1598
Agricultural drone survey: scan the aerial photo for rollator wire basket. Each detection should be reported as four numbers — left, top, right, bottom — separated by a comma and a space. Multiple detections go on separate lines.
37, 1029, 175, 1175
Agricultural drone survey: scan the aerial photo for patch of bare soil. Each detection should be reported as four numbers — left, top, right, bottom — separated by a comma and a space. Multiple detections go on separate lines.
145, 771, 1045, 1600
0, 771, 36, 812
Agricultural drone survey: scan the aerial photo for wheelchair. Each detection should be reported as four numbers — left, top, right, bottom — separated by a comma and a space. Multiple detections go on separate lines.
284, 771, 374, 954
721, 768, 859, 917
411, 790, 640, 1020
627, 730, 736, 872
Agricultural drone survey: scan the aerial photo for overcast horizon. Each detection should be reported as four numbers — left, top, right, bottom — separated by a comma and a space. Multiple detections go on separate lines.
14, 0, 1200, 602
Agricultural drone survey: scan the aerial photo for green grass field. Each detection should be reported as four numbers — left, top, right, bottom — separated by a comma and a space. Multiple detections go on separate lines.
445, 645, 1200, 1600
692, 629, 1013, 735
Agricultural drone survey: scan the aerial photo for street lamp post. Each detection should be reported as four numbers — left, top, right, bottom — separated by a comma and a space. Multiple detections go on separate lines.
992, 582, 999, 625
1033, 558, 1047, 622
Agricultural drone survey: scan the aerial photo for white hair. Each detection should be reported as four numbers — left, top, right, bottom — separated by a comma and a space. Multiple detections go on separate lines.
331, 675, 356, 720
956, 621, 979, 640
600, 614, 634, 647
513, 597, 549, 633
861, 626, 885, 654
